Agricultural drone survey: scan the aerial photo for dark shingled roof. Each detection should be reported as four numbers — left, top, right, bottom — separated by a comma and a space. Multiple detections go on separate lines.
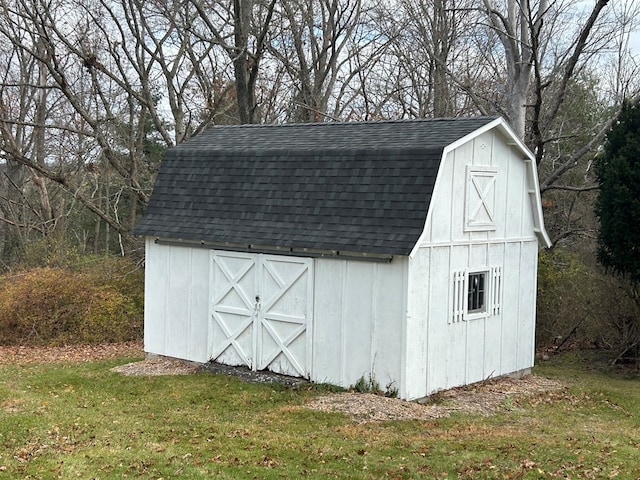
134, 117, 497, 255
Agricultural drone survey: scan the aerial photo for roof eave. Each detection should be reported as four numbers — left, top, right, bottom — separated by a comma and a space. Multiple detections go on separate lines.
151, 236, 399, 262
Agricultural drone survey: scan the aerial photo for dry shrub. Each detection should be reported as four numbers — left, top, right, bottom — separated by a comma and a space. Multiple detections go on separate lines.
537, 248, 640, 355
0, 265, 142, 346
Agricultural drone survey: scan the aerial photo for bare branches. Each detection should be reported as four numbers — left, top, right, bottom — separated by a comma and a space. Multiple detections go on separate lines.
541, 0, 610, 129
0, 0, 636, 257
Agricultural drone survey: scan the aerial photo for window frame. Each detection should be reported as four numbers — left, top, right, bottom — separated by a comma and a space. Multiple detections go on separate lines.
467, 271, 487, 314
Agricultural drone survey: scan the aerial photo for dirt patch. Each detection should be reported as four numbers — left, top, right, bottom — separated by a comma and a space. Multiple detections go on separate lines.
111, 356, 201, 376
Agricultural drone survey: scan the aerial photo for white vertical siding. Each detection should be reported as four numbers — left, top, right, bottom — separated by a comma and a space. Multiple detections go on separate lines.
501, 242, 521, 371
517, 241, 539, 370
425, 129, 537, 245
313, 257, 406, 391
143, 237, 167, 356
341, 261, 374, 381
370, 261, 406, 395
485, 244, 506, 376
143, 240, 210, 363
404, 128, 543, 398
311, 260, 345, 382
406, 240, 538, 398
405, 248, 430, 399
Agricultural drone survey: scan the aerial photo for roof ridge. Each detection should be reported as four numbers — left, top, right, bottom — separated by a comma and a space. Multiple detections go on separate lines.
208, 116, 498, 130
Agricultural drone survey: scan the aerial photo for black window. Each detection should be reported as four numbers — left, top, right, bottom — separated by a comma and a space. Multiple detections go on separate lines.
468, 272, 486, 312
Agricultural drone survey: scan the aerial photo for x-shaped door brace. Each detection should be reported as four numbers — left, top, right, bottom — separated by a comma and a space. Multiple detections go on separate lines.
210, 256, 257, 366
259, 320, 306, 376
210, 313, 254, 366
260, 261, 308, 312
469, 174, 496, 223
213, 256, 255, 310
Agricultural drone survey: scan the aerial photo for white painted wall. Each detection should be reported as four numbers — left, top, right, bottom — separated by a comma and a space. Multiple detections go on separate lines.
403, 128, 543, 399
312, 257, 407, 393
143, 238, 210, 363
144, 240, 409, 393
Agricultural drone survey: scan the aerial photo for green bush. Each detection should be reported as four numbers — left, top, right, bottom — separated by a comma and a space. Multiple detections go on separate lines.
537, 248, 640, 354
0, 263, 143, 346
537, 248, 591, 348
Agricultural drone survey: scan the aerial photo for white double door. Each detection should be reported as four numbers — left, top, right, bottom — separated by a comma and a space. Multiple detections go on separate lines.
209, 251, 313, 378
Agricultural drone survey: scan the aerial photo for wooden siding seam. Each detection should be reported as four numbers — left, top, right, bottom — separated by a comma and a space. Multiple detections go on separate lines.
164, 246, 173, 356
515, 242, 524, 369
308, 259, 315, 379
186, 248, 193, 359
449, 150, 456, 244
370, 262, 378, 379
400, 259, 408, 399
340, 261, 348, 384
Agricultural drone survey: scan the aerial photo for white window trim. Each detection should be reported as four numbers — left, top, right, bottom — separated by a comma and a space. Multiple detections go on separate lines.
451, 266, 503, 323
464, 268, 491, 321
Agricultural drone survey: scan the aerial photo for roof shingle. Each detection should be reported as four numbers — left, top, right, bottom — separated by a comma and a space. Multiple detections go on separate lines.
134, 117, 497, 255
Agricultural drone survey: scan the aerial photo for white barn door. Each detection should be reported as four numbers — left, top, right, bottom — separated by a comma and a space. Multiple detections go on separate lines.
210, 252, 257, 369
209, 251, 313, 378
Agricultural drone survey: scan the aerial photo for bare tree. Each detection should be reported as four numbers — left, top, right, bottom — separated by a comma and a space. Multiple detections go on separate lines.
384, 0, 473, 118
265, 0, 372, 122
188, 0, 276, 124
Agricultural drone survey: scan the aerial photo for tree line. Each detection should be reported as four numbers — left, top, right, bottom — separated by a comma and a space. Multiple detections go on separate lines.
0, 0, 638, 262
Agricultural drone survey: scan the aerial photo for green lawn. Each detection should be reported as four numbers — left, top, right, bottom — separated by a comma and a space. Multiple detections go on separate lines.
1, 353, 639, 479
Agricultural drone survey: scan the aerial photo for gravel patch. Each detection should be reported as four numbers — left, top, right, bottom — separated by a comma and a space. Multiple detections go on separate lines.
304, 375, 566, 423
110, 356, 201, 376
198, 361, 308, 387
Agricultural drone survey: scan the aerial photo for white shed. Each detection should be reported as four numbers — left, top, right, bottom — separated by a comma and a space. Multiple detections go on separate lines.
134, 117, 551, 400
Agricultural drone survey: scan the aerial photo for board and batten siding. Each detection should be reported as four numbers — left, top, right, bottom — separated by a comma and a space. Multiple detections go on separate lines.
312, 257, 407, 392
404, 128, 541, 400
143, 237, 211, 363
143, 238, 409, 392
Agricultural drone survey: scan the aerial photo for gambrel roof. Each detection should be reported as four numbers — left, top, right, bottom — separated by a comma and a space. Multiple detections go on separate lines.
134, 117, 528, 256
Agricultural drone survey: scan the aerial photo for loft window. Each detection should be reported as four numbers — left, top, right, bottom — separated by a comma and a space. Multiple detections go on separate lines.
467, 272, 486, 313
465, 167, 498, 231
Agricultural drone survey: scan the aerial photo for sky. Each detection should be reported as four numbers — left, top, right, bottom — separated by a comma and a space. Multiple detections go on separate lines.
632, 31, 640, 56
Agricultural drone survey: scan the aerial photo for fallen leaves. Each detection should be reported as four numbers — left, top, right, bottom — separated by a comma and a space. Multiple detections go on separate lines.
0, 341, 143, 365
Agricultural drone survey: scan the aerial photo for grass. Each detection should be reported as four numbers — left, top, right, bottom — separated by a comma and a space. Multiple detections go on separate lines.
1, 353, 639, 479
